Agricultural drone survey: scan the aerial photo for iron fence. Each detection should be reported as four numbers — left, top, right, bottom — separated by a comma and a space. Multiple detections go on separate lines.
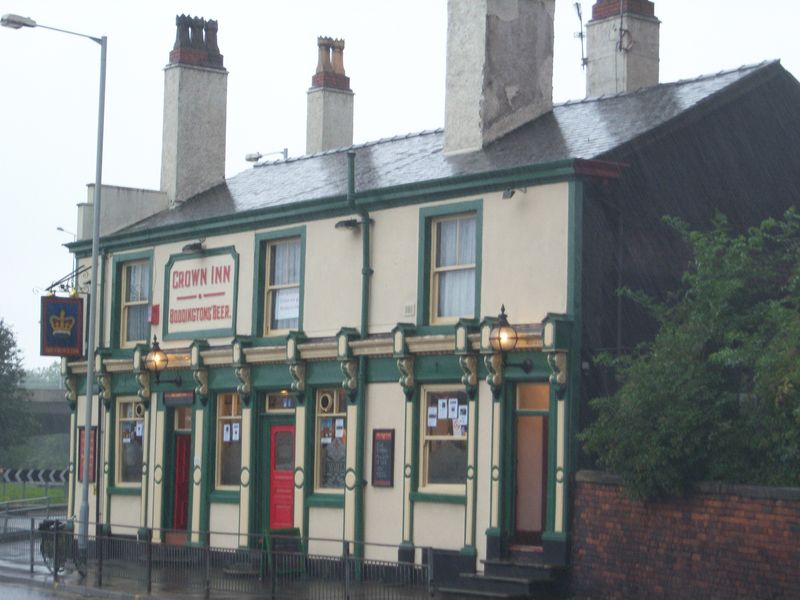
0, 520, 433, 599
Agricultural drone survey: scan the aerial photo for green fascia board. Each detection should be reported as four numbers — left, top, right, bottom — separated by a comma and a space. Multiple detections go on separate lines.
109, 372, 140, 396
306, 360, 345, 385
208, 368, 238, 389
251, 226, 307, 337
109, 249, 154, 348
72, 159, 586, 258
251, 364, 294, 389
161, 246, 239, 341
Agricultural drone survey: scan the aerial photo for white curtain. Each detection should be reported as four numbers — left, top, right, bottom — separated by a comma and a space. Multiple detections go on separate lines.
271, 239, 301, 328
437, 216, 476, 317
126, 262, 150, 341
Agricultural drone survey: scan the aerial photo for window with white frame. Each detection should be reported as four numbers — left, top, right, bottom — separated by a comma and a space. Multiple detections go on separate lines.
216, 393, 242, 488
116, 398, 144, 485
120, 260, 150, 346
420, 387, 469, 488
264, 238, 301, 333
431, 214, 476, 322
315, 389, 347, 491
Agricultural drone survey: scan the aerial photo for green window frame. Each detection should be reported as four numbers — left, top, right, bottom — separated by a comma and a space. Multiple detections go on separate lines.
115, 397, 144, 487
417, 201, 483, 328
253, 227, 306, 337
110, 250, 153, 348
215, 392, 242, 490
314, 388, 347, 493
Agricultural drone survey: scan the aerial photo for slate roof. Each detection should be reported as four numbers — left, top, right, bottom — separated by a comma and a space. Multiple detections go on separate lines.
123, 61, 785, 233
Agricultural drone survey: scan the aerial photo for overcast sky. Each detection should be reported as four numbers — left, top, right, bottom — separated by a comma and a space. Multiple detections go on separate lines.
3, 0, 800, 369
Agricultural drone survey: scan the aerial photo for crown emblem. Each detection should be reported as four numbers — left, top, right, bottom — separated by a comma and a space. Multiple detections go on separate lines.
50, 309, 76, 336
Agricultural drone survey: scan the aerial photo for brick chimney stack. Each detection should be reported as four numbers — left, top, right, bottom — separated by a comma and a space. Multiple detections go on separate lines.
444, 0, 556, 155
306, 37, 354, 155
586, 0, 660, 97
161, 15, 228, 207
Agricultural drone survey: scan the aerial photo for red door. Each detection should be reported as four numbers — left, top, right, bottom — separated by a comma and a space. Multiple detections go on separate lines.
173, 433, 191, 530
269, 424, 295, 529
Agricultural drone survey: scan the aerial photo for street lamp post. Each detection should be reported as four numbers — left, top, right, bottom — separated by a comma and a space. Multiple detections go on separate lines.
2, 12, 106, 561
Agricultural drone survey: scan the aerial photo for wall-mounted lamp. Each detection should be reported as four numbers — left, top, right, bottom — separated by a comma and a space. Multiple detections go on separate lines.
335, 218, 361, 230
502, 187, 527, 200
182, 240, 205, 253
489, 306, 533, 373
144, 335, 182, 386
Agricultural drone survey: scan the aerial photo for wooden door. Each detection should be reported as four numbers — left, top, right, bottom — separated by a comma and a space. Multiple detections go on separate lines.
173, 433, 191, 530
269, 424, 295, 529
514, 414, 548, 545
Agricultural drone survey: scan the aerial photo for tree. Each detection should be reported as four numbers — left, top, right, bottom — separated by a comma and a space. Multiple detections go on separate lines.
0, 319, 37, 449
25, 361, 62, 387
580, 211, 800, 500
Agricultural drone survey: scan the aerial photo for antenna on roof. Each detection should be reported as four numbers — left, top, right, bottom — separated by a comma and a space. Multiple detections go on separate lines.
574, 2, 587, 69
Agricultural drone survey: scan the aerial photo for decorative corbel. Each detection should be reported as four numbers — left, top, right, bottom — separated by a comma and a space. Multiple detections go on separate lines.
189, 340, 210, 405
547, 351, 568, 399
396, 356, 415, 401
484, 353, 504, 401
340, 359, 358, 402
136, 372, 151, 406
97, 373, 112, 406
459, 354, 478, 399
289, 362, 306, 393
235, 366, 252, 406
193, 368, 209, 404
63, 374, 77, 411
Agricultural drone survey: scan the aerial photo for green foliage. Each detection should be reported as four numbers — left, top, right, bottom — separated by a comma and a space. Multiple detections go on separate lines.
0, 319, 37, 449
24, 361, 62, 387
0, 481, 65, 503
580, 211, 800, 500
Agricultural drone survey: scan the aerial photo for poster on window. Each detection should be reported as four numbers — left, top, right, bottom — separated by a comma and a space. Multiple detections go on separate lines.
438, 399, 448, 419
223, 423, 231, 442
274, 288, 299, 322
427, 406, 438, 427
232, 422, 240, 442
448, 398, 459, 419
458, 405, 469, 426
320, 418, 333, 444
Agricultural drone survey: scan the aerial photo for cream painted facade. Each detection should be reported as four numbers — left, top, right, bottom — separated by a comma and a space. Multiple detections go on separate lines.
65, 176, 579, 571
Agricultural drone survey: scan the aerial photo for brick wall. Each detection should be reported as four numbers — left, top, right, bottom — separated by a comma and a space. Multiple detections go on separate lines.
571, 470, 800, 599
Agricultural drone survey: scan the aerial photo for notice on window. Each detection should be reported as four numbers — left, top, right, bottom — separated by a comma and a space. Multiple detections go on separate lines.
438, 399, 448, 419
458, 405, 469, 427
135, 422, 144, 437
335, 418, 345, 438
274, 288, 300, 321
232, 422, 240, 442
427, 406, 438, 427
448, 398, 459, 419
223, 423, 231, 443
320, 417, 333, 444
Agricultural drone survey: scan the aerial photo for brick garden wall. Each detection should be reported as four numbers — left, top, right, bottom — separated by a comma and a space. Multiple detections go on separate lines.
570, 470, 800, 599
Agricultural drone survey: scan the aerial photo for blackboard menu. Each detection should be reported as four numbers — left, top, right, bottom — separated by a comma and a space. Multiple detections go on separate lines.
372, 429, 394, 487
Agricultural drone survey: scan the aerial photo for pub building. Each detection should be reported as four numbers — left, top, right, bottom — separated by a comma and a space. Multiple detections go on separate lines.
59, 1, 800, 588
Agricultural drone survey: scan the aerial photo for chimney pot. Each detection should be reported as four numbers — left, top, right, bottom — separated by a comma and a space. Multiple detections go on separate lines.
306, 35, 354, 154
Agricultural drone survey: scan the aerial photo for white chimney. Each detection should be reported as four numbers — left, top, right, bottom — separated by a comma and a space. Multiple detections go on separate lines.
586, 0, 660, 97
161, 15, 228, 207
306, 37, 354, 155
444, 0, 555, 155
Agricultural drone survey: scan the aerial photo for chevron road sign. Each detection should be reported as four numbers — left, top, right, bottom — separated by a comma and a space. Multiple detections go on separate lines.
0, 468, 68, 485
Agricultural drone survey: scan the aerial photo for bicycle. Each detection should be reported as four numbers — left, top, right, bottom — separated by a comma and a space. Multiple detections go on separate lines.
38, 519, 87, 577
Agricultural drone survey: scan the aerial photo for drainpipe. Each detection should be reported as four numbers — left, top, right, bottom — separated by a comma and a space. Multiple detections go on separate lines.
347, 151, 370, 559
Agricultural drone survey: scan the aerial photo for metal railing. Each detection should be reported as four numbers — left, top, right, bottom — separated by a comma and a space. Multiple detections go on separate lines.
0, 520, 433, 599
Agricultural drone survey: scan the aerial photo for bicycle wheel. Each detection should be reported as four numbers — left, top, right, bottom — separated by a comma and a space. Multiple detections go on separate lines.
40, 537, 56, 574
71, 539, 87, 578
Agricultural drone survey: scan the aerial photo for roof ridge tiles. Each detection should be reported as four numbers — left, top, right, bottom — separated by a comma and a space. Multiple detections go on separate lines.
253, 128, 445, 168
557, 60, 776, 107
